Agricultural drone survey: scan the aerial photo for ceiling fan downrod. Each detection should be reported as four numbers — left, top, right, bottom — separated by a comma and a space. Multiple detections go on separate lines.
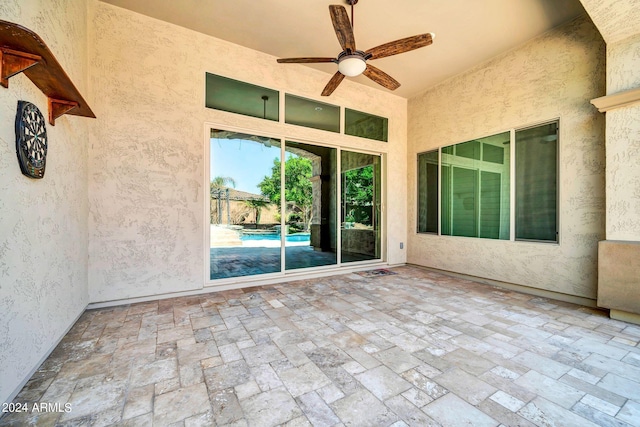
346, 0, 357, 28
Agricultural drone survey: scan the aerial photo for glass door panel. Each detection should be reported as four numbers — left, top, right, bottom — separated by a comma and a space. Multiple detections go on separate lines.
341, 151, 381, 263
209, 130, 281, 280
284, 141, 338, 270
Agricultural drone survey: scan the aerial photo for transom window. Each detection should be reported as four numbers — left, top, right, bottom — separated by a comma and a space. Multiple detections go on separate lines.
205, 73, 389, 142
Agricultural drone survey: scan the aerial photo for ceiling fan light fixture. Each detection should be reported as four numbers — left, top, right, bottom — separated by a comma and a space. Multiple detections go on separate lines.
276, 4, 435, 96
338, 55, 366, 77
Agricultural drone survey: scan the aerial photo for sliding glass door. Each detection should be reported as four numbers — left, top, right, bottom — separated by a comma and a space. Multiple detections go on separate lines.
209, 129, 382, 281
284, 141, 338, 270
341, 151, 381, 263
209, 130, 282, 280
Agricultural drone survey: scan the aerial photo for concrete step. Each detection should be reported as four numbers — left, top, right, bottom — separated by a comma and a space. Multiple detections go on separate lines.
210, 226, 242, 247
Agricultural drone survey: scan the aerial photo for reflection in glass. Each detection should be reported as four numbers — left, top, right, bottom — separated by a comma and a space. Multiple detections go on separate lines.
283, 141, 338, 270
205, 73, 279, 121
209, 131, 386, 279
417, 150, 438, 233
341, 151, 381, 262
345, 109, 388, 142
285, 95, 340, 133
516, 121, 558, 242
441, 132, 510, 239
209, 130, 281, 280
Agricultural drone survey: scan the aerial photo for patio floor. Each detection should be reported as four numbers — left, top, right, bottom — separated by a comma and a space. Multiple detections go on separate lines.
3, 266, 640, 426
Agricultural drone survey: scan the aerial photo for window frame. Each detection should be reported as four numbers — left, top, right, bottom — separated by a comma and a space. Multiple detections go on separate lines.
514, 120, 560, 244
416, 119, 560, 244
416, 149, 439, 234
204, 124, 388, 286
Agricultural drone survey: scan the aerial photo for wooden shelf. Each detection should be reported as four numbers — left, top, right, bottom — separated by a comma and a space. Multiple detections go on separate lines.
0, 20, 95, 126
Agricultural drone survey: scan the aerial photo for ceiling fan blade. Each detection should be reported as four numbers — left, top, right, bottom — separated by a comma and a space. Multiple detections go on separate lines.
321, 71, 346, 96
363, 64, 400, 90
277, 57, 336, 64
365, 33, 434, 60
329, 5, 356, 52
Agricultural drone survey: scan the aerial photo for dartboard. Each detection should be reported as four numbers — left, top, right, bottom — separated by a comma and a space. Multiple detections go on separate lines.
15, 101, 48, 179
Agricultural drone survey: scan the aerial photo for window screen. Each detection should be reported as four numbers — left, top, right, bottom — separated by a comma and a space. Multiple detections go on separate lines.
515, 122, 558, 242
417, 151, 438, 233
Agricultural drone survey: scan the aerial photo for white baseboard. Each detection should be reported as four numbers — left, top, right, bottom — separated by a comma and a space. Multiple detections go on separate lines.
87, 262, 396, 309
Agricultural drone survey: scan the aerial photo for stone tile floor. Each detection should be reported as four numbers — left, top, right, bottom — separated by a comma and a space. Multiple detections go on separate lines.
3, 266, 640, 426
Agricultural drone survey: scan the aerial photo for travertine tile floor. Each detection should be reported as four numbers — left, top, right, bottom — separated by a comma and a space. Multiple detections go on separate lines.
3, 266, 640, 426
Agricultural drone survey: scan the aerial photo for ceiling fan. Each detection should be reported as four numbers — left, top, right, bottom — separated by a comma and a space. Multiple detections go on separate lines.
277, 0, 435, 96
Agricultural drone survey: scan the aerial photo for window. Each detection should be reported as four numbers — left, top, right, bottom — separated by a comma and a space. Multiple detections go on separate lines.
205, 73, 279, 121
515, 122, 558, 242
205, 74, 389, 140
285, 95, 340, 132
345, 108, 388, 142
417, 150, 438, 233
417, 121, 558, 242
441, 132, 511, 239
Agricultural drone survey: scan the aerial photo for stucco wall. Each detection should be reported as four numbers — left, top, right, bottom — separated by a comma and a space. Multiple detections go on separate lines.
578, 0, 640, 44
0, 0, 90, 404
407, 16, 606, 300
605, 33, 640, 241
88, 2, 407, 303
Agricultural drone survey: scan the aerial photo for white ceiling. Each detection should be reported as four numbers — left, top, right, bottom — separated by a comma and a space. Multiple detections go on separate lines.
100, 0, 586, 98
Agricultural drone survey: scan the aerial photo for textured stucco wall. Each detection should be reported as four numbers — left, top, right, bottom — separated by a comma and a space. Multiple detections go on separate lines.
407, 16, 606, 299
88, 2, 407, 303
604, 33, 640, 241
0, 0, 89, 404
578, 0, 640, 318
579, 0, 640, 44
607, 32, 640, 94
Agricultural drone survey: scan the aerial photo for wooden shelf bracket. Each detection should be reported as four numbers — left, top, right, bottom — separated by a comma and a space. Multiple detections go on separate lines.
0, 47, 41, 88
48, 98, 79, 126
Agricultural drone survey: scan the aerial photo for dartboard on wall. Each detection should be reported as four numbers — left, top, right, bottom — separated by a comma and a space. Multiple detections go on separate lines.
15, 100, 48, 179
